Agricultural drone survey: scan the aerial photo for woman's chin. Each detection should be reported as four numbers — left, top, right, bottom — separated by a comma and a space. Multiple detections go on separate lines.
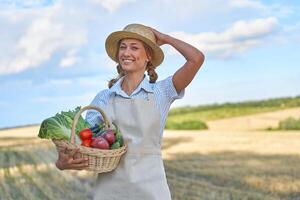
120, 64, 146, 74
121, 65, 136, 71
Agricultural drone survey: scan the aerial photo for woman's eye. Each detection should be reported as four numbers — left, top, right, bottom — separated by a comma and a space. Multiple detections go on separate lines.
132, 47, 138, 50
119, 46, 126, 49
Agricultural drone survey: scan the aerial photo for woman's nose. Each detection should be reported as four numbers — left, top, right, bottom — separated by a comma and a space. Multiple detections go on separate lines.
122, 48, 131, 56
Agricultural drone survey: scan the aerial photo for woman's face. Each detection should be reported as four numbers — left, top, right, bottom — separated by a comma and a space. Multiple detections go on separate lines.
118, 38, 150, 73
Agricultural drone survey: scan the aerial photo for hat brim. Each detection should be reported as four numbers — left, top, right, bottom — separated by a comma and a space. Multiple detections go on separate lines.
105, 31, 164, 67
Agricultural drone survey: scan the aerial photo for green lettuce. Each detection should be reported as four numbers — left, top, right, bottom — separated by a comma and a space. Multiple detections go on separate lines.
38, 107, 91, 143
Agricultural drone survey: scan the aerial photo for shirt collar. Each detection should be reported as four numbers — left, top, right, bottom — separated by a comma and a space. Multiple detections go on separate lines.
110, 75, 154, 97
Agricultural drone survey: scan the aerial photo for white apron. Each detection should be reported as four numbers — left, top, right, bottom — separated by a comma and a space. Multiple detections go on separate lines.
93, 93, 172, 200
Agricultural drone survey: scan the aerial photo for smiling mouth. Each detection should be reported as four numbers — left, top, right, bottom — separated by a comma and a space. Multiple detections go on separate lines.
122, 59, 135, 64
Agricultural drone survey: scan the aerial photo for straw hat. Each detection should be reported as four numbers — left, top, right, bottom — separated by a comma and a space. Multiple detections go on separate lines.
105, 24, 164, 68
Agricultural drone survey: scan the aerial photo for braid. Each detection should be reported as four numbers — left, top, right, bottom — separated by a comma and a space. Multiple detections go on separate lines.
146, 62, 158, 83
108, 64, 126, 88
143, 43, 157, 83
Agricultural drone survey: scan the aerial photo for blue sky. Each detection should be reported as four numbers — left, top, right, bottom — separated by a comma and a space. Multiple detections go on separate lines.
0, 0, 299, 128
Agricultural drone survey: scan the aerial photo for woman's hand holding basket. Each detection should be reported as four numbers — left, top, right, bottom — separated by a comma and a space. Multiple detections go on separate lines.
39, 105, 127, 173
55, 147, 89, 170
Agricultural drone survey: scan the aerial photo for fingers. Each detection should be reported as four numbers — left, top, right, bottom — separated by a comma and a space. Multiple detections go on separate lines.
73, 163, 89, 170
68, 147, 80, 158
68, 158, 89, 170
58, 146, 67, 154
71, 157, 88, 164
57, 146, 89, 171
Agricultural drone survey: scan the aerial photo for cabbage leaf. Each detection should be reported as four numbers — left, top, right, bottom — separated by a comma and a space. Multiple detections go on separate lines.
38, 107, 90, 143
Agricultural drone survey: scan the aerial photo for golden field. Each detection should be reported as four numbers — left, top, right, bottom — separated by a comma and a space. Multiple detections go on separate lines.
1, 108, 300, 200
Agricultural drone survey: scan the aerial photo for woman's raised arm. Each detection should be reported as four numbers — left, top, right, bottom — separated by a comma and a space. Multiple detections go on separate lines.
151, 28, 205, 93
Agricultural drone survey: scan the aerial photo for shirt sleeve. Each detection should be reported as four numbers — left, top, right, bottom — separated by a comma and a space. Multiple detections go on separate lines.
85, 89, 110, 126
156, 75, 185, 103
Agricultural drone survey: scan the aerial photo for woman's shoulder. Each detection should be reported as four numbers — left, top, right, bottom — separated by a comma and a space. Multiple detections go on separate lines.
153, 76, 172, 87
152, 75, 185, 101
151, 75, 174, 94
91, 88, 112, 106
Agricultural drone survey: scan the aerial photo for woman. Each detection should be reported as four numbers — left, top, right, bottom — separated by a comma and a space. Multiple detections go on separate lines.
55, 23, 204, 199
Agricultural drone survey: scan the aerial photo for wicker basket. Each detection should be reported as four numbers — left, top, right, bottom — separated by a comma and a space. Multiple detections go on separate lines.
53, 105, 127, 173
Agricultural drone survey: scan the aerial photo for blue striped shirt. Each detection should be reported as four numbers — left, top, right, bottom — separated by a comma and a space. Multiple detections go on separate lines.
85, 75, 184, 137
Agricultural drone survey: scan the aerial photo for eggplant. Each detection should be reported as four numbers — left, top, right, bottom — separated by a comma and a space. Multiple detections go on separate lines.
89, 125, 99, 133
93, 129, 107, 138
89, 123, 105, 134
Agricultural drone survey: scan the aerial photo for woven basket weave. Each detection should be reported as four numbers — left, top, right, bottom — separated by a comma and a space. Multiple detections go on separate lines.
53, 105, 127, 173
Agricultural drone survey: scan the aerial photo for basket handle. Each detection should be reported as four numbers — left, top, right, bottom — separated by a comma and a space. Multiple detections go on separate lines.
71, 105, 110, 144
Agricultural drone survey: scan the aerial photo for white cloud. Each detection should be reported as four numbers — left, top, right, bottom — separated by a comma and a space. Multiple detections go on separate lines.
33, 76, 107, 91
86, 51, 117, 71
276, 22, 300, 44
60, 56, 78, 68
169, 17, 279, 59
48, 79, 73, 86
224, 17, 279, 40
77, 75, 108, 88
91, 0, 136, 13
60, 49, 80, 68
229, 0, 294, 18
0, 2, 87, 75
229, 0, 266, 10
0, 0, 295, 75
101, 53, 118, 70
30, 92, 96, 105
0, 79, 33, 89
0, 0, 52, 9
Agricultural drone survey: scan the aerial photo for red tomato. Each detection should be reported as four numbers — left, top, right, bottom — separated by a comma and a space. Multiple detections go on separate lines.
79, 129, 92, 141
81, 139, 92, 147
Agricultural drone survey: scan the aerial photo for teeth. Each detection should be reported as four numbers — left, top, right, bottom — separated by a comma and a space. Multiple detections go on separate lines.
123, 59, 134, 64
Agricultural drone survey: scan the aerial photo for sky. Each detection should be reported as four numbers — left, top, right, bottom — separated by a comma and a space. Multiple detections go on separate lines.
0, 0, 299, 128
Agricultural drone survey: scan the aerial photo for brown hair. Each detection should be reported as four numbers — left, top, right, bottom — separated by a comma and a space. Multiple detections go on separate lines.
108, 40, 158, 88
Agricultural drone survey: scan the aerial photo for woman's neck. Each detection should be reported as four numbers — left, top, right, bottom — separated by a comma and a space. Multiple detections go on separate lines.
121, 73, 144, 96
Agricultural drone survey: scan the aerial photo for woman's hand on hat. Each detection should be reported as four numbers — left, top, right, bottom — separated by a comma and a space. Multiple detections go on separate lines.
149, 27, 169, 46
55, 147, 89, 170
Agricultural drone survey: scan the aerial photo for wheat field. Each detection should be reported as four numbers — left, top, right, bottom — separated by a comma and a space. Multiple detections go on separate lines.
1, 108, 300, 200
